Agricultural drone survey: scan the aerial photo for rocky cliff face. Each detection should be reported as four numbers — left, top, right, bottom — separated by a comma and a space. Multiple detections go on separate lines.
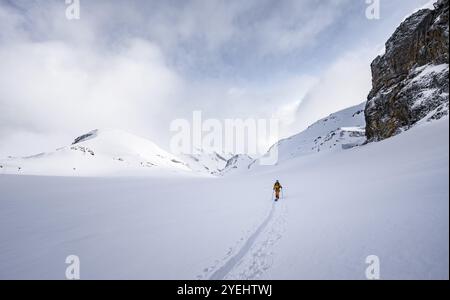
365, 0, 449, 141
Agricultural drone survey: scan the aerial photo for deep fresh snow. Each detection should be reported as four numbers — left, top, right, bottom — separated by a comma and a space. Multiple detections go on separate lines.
0, 117, 448, 280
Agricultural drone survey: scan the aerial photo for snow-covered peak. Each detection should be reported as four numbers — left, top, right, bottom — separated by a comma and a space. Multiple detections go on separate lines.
179, 150, 234, 175
220, 154, 254, 176
254, 103, 367, 166
0, 129, 191, 177
72, 129, 101, 144
70, 129, 183, 167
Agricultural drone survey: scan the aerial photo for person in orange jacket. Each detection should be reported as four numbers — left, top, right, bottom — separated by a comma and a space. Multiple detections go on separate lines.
273, 180, 283, 201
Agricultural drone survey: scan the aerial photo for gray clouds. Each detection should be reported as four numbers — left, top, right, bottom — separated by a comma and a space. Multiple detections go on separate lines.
0, 0, 435, 156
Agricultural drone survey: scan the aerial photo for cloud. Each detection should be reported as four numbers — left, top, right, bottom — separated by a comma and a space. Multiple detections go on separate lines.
292, 48, 374, 132
0, 38, 180, 126
0, 4, 183, 156
178, 74, 317, 125
255, 0, 351, 55
0, 0, 429, 157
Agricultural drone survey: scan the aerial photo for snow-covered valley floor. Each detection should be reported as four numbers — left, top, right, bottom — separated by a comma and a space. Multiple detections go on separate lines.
0, 119, 448, 280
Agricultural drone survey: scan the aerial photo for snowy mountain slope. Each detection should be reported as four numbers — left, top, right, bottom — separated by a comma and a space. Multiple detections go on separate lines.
0, 0, 448, 282
0, 128, 253, 177
0, 129, 192, 177
254, 103, 366, 167
229, 117, 449, 280
179, 150, 234, 175
1, 116, 447, 280
0, 102, 367, 177
220, 154, 254, 176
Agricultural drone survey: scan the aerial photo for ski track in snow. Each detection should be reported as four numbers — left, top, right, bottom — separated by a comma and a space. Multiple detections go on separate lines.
205, 200, 287, 280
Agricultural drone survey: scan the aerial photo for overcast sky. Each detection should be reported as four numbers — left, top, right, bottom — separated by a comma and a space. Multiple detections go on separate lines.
0, 0, 435, 156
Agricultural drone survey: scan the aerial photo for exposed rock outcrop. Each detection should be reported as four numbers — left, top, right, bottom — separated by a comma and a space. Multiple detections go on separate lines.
365, 0, 449, 141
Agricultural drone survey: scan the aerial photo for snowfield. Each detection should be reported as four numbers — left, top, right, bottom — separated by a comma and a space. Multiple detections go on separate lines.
0, 118, 448, 280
